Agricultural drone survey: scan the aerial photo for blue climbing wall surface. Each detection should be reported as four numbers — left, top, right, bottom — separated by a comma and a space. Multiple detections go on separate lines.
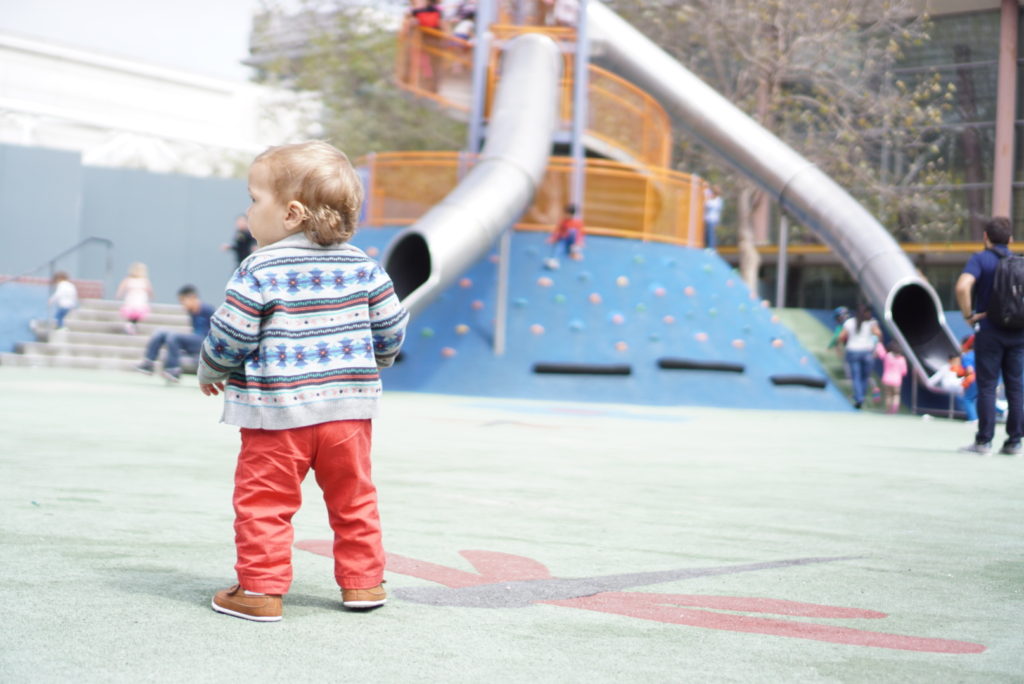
351, 227, 851, 411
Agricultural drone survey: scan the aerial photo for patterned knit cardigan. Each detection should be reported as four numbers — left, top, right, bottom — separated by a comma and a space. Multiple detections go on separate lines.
197, 233, 408, 430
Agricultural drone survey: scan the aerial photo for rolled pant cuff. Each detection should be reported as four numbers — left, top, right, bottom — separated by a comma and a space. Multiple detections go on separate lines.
338, 575, 384, 590
237, 575, 290, 595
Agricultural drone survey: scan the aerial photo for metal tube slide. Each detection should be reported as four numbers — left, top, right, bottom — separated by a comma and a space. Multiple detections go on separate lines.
588, 2, 959, 378
383, 33, 562, 318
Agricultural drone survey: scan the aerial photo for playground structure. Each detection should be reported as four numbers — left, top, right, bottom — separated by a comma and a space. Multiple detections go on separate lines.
367, 0, 960, 407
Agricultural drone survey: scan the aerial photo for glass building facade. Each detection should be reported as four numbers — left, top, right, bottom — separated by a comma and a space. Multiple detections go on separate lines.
722, 2, 1023, 311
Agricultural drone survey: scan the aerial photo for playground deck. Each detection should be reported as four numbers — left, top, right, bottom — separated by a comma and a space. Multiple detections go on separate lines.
1, 367, 1021, 682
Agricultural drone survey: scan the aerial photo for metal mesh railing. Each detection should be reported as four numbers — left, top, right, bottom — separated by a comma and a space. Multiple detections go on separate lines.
360, 152, 704, 247
395, 25, 672, 167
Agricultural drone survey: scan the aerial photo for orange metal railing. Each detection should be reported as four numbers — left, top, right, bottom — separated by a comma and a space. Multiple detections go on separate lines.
359, 152, 705, 248
396, 26, 475, 112
395, 25, 672, 167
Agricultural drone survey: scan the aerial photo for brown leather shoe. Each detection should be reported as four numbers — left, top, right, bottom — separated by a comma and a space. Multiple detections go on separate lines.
341, 583, 387, 609
211, 584, 283, 622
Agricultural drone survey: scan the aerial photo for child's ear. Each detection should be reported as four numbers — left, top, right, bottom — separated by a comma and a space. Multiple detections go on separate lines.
284, 201, 306, 229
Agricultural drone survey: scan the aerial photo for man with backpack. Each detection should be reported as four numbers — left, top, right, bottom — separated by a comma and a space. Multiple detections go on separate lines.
955, 216, 1024, 455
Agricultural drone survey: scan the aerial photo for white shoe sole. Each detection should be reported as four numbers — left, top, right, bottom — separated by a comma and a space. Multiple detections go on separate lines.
211, 599, 282, 622
342, 599, 387, 609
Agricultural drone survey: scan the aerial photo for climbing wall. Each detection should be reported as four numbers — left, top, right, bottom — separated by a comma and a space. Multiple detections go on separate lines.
351, 227, 851, 411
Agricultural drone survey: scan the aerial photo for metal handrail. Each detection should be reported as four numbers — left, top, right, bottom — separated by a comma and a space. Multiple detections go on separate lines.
0, 237, 115, 291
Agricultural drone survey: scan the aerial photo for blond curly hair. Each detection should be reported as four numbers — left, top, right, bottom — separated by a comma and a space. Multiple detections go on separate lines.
254, 141, 364, 246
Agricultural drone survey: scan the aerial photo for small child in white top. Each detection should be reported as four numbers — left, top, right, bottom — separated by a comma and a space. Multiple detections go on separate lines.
49, 272, 78, 329
116, 262, 153, 334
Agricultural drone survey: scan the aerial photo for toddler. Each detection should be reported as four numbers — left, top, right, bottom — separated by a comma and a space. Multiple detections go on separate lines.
198, 141, 408, 622
875, 341, 908, 414
545, 203, 584, 269
116, 262, 153, 334
49, 271, 78, 329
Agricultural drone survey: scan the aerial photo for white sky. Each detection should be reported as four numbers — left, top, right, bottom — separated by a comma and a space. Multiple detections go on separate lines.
0, 0, 265, 81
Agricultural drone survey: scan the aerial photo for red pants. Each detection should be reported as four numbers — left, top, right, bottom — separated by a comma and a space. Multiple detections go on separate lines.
233, 420, 383, 595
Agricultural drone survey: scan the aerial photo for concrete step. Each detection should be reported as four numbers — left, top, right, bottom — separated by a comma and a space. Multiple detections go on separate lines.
62, 331, 153, 348
18, 341, 145, 360
69, 308, 190, 326
59, 319, 190, 336
79, 298, 191, 316
0, 352, 196, 375
0, 352, 146, 372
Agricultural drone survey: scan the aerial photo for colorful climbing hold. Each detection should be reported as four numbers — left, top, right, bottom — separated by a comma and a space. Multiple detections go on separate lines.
553, 293, 567, 304
365, 246, 380, 258
772, 338, 784, 348
652, 285, 666, 297
421, 327, 435, 338
441, 347, 457, 358
684, 286, 695, 297
694, 332, 709, 342
635, 303, 647, 313
459, 277, 473, 288
616, 276, 630, 287
610, 313, 625, 325
471, 300, 485, 311
455, 324, 470, 335
588, 292, 603, 304
569, 319, 585, 332
731, 339, 745, 349
662, 315, 676, 325
614, 341, 629, 352
530, 324, 545, 335
537, 276, 554, 288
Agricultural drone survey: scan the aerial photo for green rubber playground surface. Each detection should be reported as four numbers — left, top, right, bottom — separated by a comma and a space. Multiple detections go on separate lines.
1, 367, 1022, 682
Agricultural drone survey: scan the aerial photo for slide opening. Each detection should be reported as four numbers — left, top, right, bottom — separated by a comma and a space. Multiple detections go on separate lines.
385, 233, 431, 301
890, 283, 954, 374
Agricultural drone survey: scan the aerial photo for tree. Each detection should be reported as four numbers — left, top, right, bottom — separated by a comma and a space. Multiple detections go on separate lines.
250, 1, 467, 158
607, 0, 959, 289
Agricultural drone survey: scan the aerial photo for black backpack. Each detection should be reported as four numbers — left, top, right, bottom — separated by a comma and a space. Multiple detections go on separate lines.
986, 248, 1024, 329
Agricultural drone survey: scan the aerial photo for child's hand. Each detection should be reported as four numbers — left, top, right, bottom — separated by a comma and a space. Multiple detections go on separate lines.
200, 381, 225, 396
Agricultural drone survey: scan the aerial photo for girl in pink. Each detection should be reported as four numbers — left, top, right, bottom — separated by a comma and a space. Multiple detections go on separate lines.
876, 341, 908, 414
117, 262, 153, 334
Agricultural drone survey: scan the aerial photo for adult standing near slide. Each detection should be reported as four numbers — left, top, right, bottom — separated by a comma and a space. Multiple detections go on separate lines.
955, 216, 1024, 456
839, 305, 881, 410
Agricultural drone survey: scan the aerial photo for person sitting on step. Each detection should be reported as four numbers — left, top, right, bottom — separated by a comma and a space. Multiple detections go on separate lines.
135, 285, 214, 382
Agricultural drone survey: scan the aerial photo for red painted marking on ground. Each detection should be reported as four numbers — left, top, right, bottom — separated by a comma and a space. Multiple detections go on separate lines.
294, 539, 333, 557
545, 593, 985, 654
460, 550, 552, 581
385, 553, 492, 588
602, 593, 887, 619
296, 543, 987, 654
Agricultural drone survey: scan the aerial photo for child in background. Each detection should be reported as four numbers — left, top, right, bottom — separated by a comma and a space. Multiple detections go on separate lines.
959, 335, 978, 422
116, 262, 153, 334
927, 352, 966, 396
49, 272, 78, 329
876, 341, 908, 414
544, 203, 584, 269
198, 141, 408, 622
